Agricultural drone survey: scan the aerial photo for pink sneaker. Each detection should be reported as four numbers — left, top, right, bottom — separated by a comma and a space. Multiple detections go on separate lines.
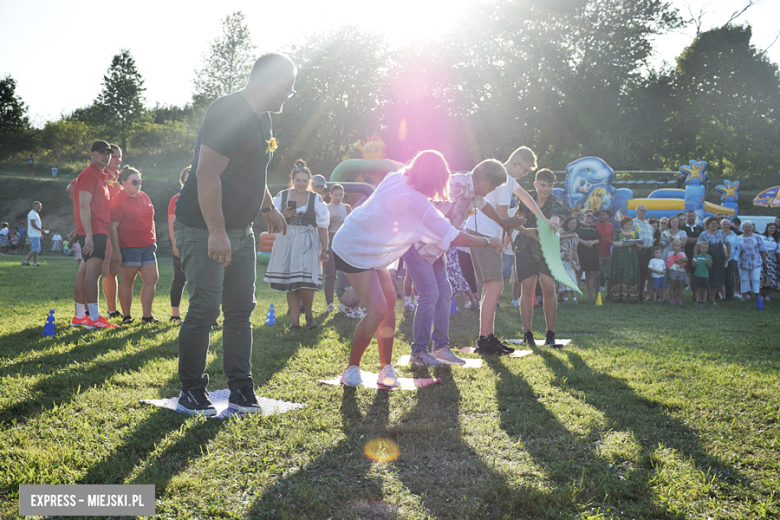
85, 316, 119, 330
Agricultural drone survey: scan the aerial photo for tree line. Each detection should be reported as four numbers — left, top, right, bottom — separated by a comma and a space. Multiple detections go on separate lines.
1, 1, 779, 184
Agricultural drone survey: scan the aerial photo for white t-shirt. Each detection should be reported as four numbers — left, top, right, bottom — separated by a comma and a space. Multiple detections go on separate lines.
326, 202, 349, 234
332, 171, 459, 270
649, 257, 666, 278
27, 210, 42, 238
464, 173, 519, 239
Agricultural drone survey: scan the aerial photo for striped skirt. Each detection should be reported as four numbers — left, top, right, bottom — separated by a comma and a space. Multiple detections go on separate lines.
263, 225, 322, 292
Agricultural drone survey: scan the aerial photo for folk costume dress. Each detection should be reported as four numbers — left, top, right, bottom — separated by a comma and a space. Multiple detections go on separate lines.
608, 230, 640, 302
264, 190, 329, 292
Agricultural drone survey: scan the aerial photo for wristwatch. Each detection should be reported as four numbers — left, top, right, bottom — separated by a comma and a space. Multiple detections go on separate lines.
260, 205, 275, 214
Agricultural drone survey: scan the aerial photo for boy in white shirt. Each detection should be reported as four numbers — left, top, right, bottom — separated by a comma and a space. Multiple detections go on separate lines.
648, 246, 667, 302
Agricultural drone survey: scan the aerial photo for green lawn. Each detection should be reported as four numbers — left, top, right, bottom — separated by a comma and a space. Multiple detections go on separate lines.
0, 255, 778, 519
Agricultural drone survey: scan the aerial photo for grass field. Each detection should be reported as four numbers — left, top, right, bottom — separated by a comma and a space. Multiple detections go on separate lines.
0, 255, 778, 519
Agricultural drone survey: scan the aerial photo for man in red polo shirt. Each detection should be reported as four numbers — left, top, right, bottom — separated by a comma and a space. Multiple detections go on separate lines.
594, 207, 615, 289
69, 141, 118, 330
68, 144, 123, 318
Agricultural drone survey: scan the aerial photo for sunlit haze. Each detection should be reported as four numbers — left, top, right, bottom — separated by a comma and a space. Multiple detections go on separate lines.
1, 0, 777, 126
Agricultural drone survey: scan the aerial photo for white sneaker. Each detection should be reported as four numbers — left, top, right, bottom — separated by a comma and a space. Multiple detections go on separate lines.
411, 351, 444, 366
404, 303, 416, 311
377, 365, 399, 388
338, 303, 348, 314
341, 365, 363, 387
511, 299, 520, 308
432, 346, 466, 365
327, 303, 335, 312
464, 300, 472, 310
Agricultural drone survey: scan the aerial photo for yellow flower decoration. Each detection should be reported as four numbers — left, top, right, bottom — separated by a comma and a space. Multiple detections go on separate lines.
266, 138, 278, 154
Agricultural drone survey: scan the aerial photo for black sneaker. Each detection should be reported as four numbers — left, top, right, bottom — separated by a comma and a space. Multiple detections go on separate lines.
474, 335, 504, 355
545, 330, 561, 348
177, 389, 217, 416
523, 331, 535, 347
229, 386, 262, 414
489, 334, 514, 354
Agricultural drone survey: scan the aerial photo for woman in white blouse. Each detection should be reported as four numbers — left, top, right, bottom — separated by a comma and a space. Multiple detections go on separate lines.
331, 150, 503, 388
264, 160, 330, 329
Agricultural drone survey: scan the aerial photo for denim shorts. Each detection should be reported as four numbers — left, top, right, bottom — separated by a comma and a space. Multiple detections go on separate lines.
652, 276, 667, 289
669, 269, 686, 281
121, 243, 157, 266
30, 236, 41, 253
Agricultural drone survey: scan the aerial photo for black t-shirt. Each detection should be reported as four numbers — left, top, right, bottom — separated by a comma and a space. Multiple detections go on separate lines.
682, 223, 703, 258
176, 92, 273, 230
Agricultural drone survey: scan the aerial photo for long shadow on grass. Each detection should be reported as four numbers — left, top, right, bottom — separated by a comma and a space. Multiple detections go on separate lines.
487, 348, 748, 517
540, 349, 748, 483
0, 328, 174, 425
393, 366, 571, 519
247, 389, 392, 519
485, 355, 672, 518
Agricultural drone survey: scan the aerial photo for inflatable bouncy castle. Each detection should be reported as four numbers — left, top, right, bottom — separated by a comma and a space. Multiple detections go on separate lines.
561, 157, 738, 223
328, 133, 405, 207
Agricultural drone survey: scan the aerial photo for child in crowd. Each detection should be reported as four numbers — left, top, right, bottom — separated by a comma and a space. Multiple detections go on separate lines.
559, 248, 579, 303
691, 241, 712, 304
666, 240, 686, 304
648, 245, 667, 302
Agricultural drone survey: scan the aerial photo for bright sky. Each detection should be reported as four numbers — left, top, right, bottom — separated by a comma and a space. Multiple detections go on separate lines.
1, 0, 778, 127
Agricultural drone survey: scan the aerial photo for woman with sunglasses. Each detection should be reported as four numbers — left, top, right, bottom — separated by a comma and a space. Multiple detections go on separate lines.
109, 166, 159, 324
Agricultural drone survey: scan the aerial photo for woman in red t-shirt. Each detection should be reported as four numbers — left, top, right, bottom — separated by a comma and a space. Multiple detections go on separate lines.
109, 166, 159, 324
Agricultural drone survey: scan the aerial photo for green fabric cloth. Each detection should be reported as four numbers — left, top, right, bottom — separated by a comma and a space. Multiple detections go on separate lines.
536, 215, 582, 295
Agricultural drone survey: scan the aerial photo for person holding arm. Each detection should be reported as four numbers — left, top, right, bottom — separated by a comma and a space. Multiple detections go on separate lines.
691, 242, 712, 304
264, 160, 330, 330
109, 167, 159, 324
695, 217, 730, 304
464, 146, 559, 353
172, 53, 294, 416
576, 210, 601, 301
332, 150, 504, 387
404, 158, 524, 362
168, 167, 190, 323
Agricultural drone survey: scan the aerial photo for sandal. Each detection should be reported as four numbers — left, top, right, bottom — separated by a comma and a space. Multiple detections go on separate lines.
169, 316, 182, 324
305, 316, 317, 329
141, 316, 160, 324
122, 316, 134, 325
288, 324, 301, 331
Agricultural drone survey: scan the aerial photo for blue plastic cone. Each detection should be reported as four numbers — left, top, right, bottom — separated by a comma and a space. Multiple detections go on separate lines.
756, 296, 764, 310
265, 304, 276, 325
42, 310, 56, 337
450, 297, 457, 314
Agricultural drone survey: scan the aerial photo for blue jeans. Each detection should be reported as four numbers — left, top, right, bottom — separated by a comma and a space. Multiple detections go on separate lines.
174, 221, 257, 392
403, 246, 451, 354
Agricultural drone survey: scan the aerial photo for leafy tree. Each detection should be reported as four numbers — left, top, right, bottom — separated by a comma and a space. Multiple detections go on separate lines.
668, 24, 780, 177
0, 76, 30, 132
39, 120, 92, 162
272, 26, 390, 181
95, 49, 147, 150
0, 75, 34, 160
192, 11, 256, 111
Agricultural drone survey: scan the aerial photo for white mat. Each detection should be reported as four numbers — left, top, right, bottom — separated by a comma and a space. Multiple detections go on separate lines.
395, 354, 482, 368
140, 388, 304, 419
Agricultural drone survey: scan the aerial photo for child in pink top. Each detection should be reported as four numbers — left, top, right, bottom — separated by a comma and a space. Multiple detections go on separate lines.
665, 240, 687, 304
